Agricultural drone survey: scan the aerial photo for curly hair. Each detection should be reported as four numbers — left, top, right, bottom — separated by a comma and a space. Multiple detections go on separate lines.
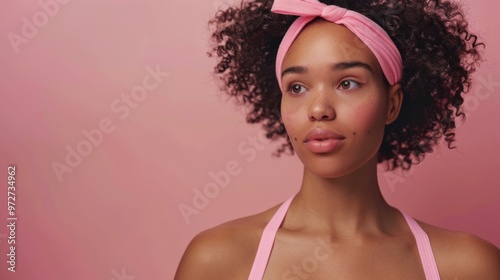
207, 0, 483, 170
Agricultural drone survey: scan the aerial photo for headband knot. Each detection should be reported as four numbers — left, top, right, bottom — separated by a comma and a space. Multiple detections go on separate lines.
271, 0, 403, 90
321, 6, 346, 21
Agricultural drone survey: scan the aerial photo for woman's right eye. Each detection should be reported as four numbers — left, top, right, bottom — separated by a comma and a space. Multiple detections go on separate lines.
288, 84, 307, 95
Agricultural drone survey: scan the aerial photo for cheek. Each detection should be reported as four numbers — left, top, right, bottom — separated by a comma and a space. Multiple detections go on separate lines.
281, 100, 302, 143
281, 96, 300, 115
349, 100, 386, 135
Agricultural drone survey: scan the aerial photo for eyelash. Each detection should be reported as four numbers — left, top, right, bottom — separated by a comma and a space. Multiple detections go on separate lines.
286, 83, 307, 95
286, 79, 362, 95
339, 80, 361, 90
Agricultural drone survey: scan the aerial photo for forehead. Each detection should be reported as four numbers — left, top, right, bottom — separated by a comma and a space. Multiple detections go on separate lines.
282, 19, 381, 71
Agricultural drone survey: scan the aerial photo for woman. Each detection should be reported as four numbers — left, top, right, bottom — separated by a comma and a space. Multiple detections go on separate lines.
175, 0, 500, 279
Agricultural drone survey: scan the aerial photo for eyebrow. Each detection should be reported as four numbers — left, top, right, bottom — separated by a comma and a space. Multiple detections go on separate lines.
281, 61, 373, 78
334, 61, 372, 72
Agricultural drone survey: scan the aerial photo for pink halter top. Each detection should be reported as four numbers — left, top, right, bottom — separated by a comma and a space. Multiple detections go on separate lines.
248, 196, 441, 279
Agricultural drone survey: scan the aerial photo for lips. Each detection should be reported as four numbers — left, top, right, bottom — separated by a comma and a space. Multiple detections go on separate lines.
303, 128, 345, 153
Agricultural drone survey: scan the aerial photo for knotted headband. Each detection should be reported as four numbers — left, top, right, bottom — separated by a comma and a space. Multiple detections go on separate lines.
271, 0, 403, 90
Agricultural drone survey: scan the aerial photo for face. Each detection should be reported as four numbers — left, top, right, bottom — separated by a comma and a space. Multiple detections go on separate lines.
280, 19, 402, 178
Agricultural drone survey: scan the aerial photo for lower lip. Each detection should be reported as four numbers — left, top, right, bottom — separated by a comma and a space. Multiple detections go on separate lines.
304, 139, 344, 153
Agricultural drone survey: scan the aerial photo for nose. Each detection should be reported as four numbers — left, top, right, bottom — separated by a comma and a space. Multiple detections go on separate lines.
308, 89, 336, 121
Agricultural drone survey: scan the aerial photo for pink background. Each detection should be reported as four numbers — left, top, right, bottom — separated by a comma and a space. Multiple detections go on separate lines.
0, 0, 498, 279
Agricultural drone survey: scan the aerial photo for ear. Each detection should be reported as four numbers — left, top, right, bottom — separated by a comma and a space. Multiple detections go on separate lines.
385, 83, 403, 125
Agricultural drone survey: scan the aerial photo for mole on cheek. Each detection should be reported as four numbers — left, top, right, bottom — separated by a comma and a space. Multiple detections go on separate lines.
294, 137, 298, 142
352, 132, 356, 135
367, 130, 371, 134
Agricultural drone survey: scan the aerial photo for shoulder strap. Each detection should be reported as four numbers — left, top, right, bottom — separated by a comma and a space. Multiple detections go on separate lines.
401, 212, 441, 280
247, 196, 294, 280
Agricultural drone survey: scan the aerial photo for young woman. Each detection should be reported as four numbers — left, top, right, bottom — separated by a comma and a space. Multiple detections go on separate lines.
175, 0, 500, 279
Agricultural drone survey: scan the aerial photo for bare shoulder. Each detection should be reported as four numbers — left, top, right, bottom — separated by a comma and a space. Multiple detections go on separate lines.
417, 221, 500, 279
174, 203, 281, 280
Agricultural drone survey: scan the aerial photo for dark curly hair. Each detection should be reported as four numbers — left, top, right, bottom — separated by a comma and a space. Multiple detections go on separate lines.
207, 0, 483, 170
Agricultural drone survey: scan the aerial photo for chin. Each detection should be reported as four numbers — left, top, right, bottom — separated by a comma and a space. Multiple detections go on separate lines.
303, 158, 357, 179
299, 151, 379, 179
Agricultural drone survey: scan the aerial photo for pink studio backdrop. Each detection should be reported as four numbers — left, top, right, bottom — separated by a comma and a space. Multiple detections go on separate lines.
0, 0, 498, 279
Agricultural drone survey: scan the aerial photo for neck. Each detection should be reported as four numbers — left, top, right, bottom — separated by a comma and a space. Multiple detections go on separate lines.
290, 156, 399, 238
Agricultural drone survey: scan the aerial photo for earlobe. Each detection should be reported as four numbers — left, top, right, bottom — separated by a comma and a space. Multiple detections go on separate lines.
385, 83, 403, 125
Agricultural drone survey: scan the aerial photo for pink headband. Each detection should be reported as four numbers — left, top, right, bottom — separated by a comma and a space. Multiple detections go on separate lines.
271, 0, 403, 90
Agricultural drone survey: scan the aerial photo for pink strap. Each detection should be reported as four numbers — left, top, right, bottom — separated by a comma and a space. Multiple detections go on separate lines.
247, 197, 440, 279
247, 196, 294, 280
271, 0, 403, 90
401, 212, 441, 280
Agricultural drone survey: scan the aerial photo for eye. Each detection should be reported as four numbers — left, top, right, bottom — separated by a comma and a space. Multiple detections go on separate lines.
287, 83, 307, 95
338, 80, 361, 90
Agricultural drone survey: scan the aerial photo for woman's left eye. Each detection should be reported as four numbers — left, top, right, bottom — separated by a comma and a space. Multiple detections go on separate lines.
338, 80, 360, 90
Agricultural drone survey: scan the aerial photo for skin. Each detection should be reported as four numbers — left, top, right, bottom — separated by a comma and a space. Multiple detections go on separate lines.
175, 20, 500, 280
